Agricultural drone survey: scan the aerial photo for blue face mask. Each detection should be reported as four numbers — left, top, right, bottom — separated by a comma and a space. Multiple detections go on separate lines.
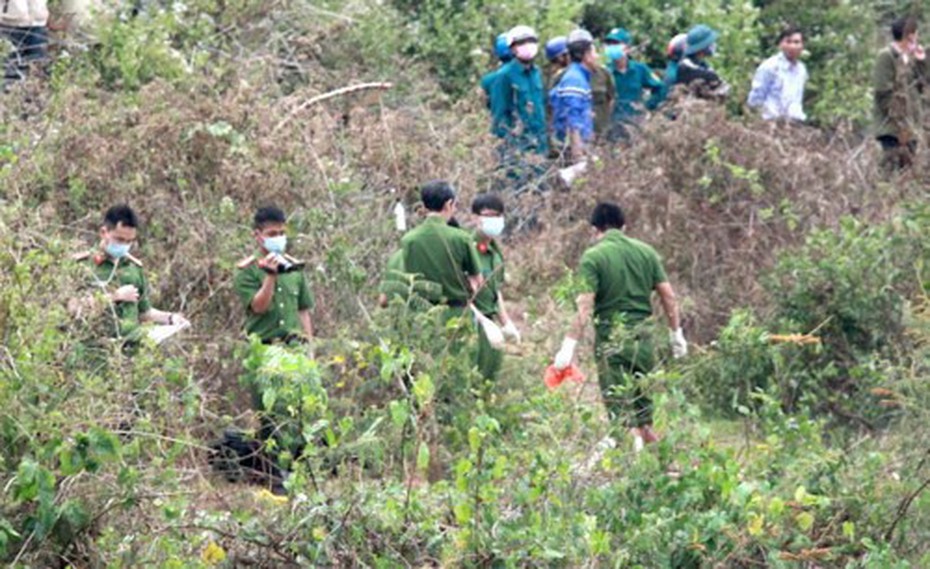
263, 235, 287, 254
106, 241, 131, 259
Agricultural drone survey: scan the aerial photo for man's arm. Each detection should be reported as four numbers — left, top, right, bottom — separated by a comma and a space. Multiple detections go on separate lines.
655, 281, 680, 330
249, 273, 277, 314
569, 292, 595, 340
746, 63, 772, 109
490, 72, 514, 138
643, 65, 668, 110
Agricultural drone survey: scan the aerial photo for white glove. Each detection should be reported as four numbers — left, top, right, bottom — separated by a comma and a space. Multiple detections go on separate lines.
670, 328, 688, 359
553, 337, 577, 370
558, 160, 588, 186
501, 320, 521, 343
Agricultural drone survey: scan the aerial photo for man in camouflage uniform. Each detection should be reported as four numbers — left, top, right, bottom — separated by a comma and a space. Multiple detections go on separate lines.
873, 16, 929, 172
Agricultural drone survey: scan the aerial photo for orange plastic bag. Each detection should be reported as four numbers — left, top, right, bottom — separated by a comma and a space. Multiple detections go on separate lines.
544, 364, 586, 389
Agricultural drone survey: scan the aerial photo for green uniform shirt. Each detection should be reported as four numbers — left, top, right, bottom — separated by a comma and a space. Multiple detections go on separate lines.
401, 216, 481, 306
489, 59, 549, 155
611, 59, 667, 119
590, 66, 616, 137
234, 255, 315, 342
472, 235, 504, 317
579, 230, 668, 331
379, 248, 408, 300
77, 252, 151, 338
480, 66, 504, 108
873, 46, 930, 140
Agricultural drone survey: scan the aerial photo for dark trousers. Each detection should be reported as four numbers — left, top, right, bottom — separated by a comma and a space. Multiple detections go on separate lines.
1, 25, 49, 80
877, 135, 918, 171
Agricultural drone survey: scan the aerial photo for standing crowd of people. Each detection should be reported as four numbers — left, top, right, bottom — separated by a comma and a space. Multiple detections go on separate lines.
48, 14, 930, 493
480, 16, 928, 180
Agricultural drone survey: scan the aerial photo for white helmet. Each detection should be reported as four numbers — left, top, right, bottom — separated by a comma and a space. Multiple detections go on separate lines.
507, 25, 538, 46
567, 28, 594, 47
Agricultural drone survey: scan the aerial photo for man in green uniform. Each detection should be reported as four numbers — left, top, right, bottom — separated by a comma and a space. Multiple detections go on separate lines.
230, 206, 315, 492
401, 180, 483, 312
68, 204, 189, 346
470, 193, 521, 383
552, 202, 687, 450
873, 16, 929, 172
604, 29, 667, 137
489, 25, 548, 189
234, 206, 314, 345
480, 33, 513, 108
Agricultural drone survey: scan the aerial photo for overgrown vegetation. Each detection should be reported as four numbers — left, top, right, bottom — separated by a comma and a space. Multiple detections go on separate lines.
2, 0, 930, 566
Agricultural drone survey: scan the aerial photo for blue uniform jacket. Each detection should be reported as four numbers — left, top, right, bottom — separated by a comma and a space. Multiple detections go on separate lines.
610, 59, 667, 120
550, 62, 593, 143
489, 59, 548, 155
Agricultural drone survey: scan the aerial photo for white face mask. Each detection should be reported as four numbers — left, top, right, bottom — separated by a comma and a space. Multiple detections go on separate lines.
480, 216, 505, 238
514, 42, 539, 62
263, 235, 287, 254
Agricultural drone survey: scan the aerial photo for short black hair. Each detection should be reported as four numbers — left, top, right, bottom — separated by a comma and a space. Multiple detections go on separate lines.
777, 26, 802, 44
590, 202, 625, 231
892, 16, 918, 41
103, 204, 139, 229
471, 193, 505, 215
420, 180, 456, 212
568, 42, 592, 63
254, 206, 286, 229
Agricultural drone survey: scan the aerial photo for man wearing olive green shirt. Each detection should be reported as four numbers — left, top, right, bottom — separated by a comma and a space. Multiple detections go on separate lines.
68, 204, 190, 347
470, 193, 521, 383
400, 181, 483, 311
234, 206, 314, 344
553, 202, 687, 450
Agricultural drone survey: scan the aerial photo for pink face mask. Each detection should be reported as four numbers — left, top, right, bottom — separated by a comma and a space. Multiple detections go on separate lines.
514, 42, 539, 61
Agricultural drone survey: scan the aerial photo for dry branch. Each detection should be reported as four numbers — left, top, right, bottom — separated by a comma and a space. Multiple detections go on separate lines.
272, 82, 394, 134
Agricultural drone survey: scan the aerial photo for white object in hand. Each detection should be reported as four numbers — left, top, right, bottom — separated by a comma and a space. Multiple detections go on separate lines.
670, 328, 688, 359
393, 202, 407, 232
558, 160, 588, 186
146, 320, 191, 345
471, 305, 505, 349
501, 320, 521, 343
553, 337, 577, 370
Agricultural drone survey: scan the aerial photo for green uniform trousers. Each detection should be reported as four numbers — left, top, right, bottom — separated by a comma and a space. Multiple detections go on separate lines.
594, 323, 656, 429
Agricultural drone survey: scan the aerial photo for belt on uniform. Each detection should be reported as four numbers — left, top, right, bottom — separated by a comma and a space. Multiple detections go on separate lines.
261, 333, 307, 346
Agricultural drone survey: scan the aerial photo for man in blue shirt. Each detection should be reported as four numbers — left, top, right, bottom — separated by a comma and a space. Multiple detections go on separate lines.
747, 27, 808, 122
550, 29, 597, 163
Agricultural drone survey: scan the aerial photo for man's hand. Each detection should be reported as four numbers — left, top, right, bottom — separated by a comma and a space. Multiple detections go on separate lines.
914, 43, 926, 61
258, 253, 282, 275
111, 285, 140, 303
170, 313, 191, 327
670, 328, 688, 359
553, 337, 577, 370
501, 320, 521, 343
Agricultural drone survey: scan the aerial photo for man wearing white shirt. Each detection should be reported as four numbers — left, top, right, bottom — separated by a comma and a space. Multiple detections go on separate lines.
747, 27, 808, 122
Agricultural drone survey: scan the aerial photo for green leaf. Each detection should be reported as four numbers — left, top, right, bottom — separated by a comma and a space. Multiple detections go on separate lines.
417, 445, 430, 472
262, 387, 277, 411
796, 511, 815, 532
842, 521, 855, 541
412, 374, 434, 407
389, 400, 409, 429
